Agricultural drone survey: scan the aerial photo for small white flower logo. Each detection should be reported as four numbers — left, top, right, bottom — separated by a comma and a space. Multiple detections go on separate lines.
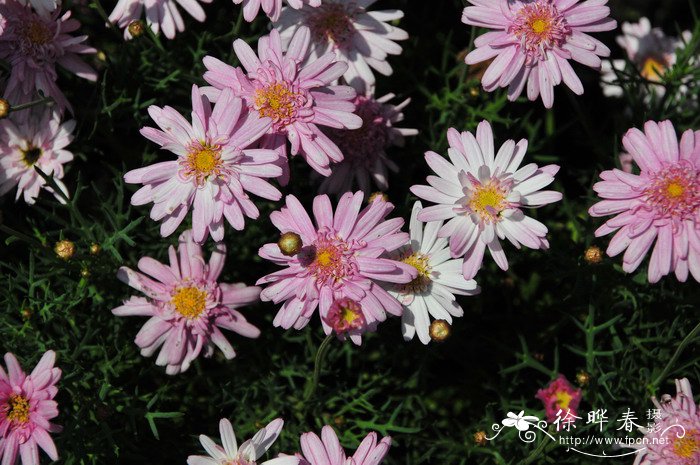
502, 411, 540, 431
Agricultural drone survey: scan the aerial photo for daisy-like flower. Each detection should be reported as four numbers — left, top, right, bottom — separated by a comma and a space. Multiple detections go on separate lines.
300, 426, 391, 465
188, 418, 299, 465
0, 110, 74, 205
319, 92, 417, 196
113, 230, 261, 375
384, 202, 480, 345
628, 378, 700, 465
535, 374, 582, 423
233, 0, 320, 22
274, 0, 408, 92
0, 351, 62, 465
109, 0, 211, 39
124, 85, 283, 243
588, 120, 700, 283
461, 0, 617, 108
601, 18, 691, 97
19, 0, 59, 16
256, 192, 417, 345
0, 0, 97, 112
410, 121, 562, 280
203, 27, 362, 183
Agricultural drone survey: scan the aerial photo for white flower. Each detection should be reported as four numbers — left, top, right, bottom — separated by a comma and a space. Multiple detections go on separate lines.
385, 201, 480, 344
601, 17, 691, 97
273, 0, 408, 92
502, 411, 540, 432
188, 418, 299, 465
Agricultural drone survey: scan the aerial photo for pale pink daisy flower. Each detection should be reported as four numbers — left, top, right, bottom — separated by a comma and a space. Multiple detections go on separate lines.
256, 192, 417, 345
601, 18, 691, 97
124, 85, 282, 243
300, 426, 391, 465
535, 374, 582, 423
461, 0, 617, 108
410, 121, 562, 280
319, 92, 417, 196
588, 120, 700, 283
188, 418, 299, 465
18, 0, 59, 16
0, 351, 62, 465
202, 27, 362, 184
0, 0, 97, 112
627, 378, 700, 465
233, 0, 321, 22
113, 230, 261, 375
384, 202, 480, 344
0, 110, 74, 205
274, 0, 408, 92
109, 0, 211, 39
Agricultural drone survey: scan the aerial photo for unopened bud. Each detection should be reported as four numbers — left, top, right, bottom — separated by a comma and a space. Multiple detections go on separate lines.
54, 240, 75, 260
429, 319, 451, 342
128, 20, 146, 38
278, 232, 302, 256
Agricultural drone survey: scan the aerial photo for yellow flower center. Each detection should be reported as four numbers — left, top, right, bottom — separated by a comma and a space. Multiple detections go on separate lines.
182, 143, 223, 185
339, 305, 361, 326
667, 182, 684, 198
555, 390, 572, 409
316, 250, 334, 267
401, 253, 431, 293
23, 19, 52, 45
21, 146, 42, 167
641, 57, 666, 82
674, 430, 699, 458
6, 394, 30, 424
469, 184, 508, 221
171, 286, 207, 319
254, 83, 301, 125
530, 18, 549, 34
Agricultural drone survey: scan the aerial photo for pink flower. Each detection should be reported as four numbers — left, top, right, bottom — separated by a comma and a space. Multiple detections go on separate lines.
113, 230, 261, 375
628, 378, 700, 465
601, 18, 691, 97
0, 0, 97, 112
256, 192, 417, 345
319, 92, 417, 196
124, 85, 282, 243
202, 27, 362, 184
588, 120, 700, 283
410, 121, 562, 280
461, 0, 617, 108
0, 110, 74, 205
274, 0, 408, 92
188, 418, 299, 465
0, 351, 62, 465
233, 0, 320, 22
535, 374, 582, 423
109, 0, 211, 39
300, 426, 391, 465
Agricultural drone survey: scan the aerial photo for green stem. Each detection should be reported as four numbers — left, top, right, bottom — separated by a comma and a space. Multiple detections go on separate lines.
0, 225, 42, 247
303, 335, 334, 401
10, 96, 54, 113
652, 322, 700, 388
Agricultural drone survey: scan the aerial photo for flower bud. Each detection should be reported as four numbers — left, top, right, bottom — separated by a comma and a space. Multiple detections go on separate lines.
278, 232, 302, 256
368, 192, 388, 203
0, 99, 9, 119
473, 431, 488, 446
576, 370, 590, 387
54, 240, 75, 260
128, 20, 146, 38
89, 243, 101, 255
584, 246, 603, 264
429, 319, 451, 342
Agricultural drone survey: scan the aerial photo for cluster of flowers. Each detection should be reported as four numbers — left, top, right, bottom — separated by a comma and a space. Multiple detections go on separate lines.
0, 0, 96, 204
0, 0, 699, 463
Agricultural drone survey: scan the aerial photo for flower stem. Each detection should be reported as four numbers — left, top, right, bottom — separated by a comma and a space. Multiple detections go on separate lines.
303, 335, 334, 401
651, 321, 700, 389
10, 96, 54, 113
